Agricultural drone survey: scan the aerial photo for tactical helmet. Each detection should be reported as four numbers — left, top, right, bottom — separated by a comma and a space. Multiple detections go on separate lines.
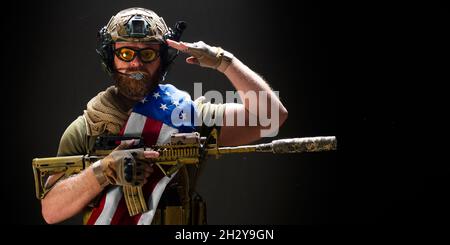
105, 8, 169, 43
97, 7, 186, 79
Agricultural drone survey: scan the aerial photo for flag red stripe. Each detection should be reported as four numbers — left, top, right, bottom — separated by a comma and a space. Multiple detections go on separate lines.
141, 117, 164, 146
118, 117, 129, 136
110, 197, 131, 224
86, 188, 107, 225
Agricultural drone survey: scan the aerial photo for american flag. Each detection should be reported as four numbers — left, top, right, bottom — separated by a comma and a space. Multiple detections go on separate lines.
86, 84, 196, 225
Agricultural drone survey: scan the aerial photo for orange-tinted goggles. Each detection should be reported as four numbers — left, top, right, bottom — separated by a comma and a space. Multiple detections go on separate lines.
114, 47, 159, 63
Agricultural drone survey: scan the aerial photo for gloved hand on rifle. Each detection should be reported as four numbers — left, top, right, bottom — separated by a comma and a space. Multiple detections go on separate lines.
92, 140, 159, 187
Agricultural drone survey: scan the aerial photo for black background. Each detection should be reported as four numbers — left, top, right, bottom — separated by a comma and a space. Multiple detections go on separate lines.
1, 0, 448, 227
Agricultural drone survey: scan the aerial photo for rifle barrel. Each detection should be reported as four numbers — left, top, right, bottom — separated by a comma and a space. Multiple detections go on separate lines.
208, 136, 337, 155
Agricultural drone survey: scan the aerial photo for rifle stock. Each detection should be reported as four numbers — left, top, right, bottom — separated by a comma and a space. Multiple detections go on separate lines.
32, 155, 86, 199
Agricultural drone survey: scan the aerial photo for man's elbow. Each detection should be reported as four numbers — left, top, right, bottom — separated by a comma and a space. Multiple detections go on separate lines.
41, 198, 62, 224
279, 106, 288, 126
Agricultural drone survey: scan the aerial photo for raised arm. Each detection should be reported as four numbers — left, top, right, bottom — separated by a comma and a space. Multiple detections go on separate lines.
167, 39, 288, 146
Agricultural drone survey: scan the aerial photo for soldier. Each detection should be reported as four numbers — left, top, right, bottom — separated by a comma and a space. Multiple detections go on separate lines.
40, 7, 288, 225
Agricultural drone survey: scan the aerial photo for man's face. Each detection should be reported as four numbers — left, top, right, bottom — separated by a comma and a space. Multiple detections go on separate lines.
113, 42, 161, 101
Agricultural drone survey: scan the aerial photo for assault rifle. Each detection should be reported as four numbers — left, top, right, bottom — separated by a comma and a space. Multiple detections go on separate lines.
32, 129, 336, 216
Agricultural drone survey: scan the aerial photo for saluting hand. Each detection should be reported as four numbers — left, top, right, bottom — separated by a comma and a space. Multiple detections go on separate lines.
166, 39, 233, 73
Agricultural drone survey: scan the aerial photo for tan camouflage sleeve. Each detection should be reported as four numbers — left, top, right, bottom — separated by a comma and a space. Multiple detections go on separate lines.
57, 116, 97, 156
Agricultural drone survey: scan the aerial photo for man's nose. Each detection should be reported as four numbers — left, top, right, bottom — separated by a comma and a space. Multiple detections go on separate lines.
129, 55, 144, 67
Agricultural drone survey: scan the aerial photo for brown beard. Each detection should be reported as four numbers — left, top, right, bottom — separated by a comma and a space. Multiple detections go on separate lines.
113, 70, 159, 101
